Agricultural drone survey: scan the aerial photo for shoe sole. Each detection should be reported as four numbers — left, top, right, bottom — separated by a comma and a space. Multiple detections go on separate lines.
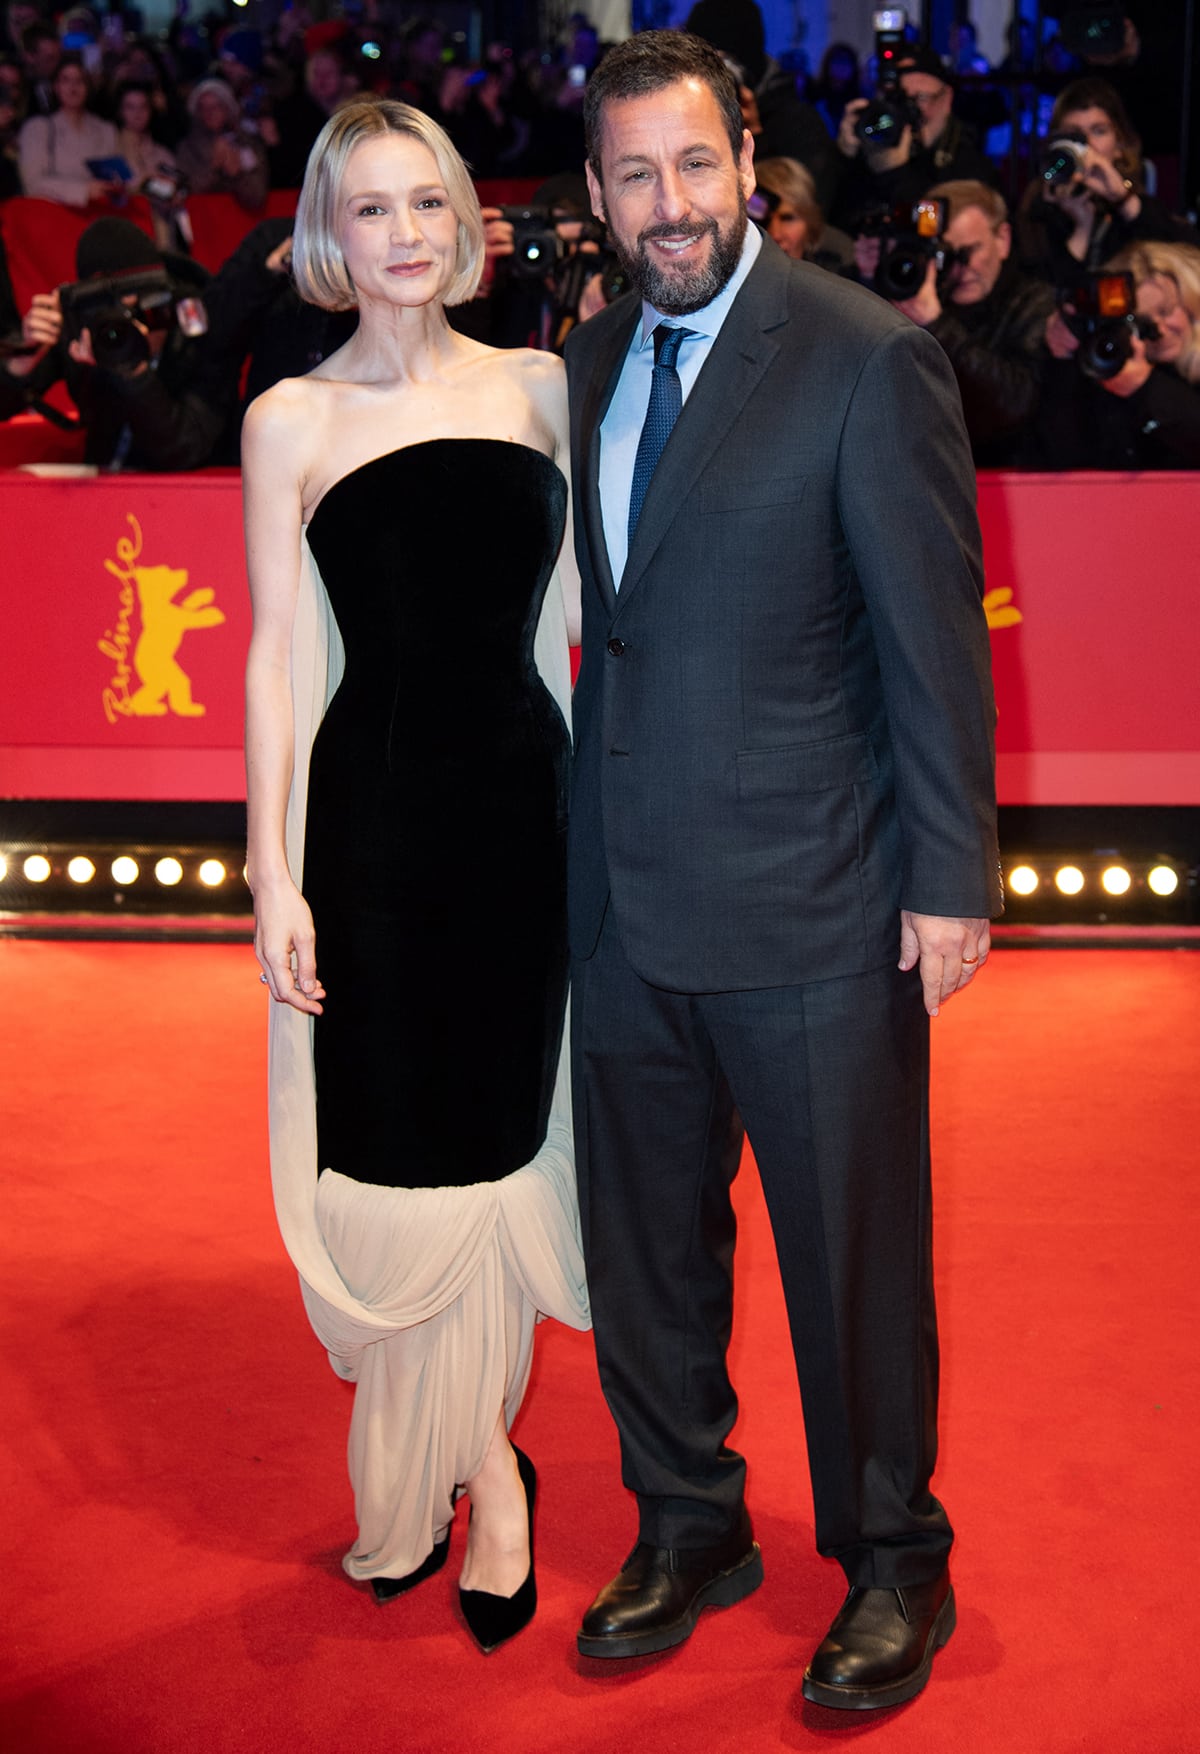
800, 1585, 957, 1711
576, 1542, 764, 1659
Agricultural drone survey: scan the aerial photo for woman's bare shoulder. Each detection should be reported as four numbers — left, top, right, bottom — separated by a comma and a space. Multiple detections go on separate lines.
242, 376, 332, 468
504, 346, 568, 418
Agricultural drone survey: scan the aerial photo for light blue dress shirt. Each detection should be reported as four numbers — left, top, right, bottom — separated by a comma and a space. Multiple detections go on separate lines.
599, 223, 763, 589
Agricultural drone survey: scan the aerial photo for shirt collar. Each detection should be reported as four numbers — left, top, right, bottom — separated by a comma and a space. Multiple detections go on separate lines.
637, 220, 763, 348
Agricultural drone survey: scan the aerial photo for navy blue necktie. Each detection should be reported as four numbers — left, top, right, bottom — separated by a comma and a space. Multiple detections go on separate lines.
628, 323, 691, 542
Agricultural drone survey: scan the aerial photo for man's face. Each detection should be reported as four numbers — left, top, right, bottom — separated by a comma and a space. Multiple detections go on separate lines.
28, 34, 59, 79
943, 205, 1010, 305
586, 76, 754, 317
899, 71, 952, 147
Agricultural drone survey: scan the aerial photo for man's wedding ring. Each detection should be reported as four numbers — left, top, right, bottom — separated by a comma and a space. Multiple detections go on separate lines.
961, 956, 979, 965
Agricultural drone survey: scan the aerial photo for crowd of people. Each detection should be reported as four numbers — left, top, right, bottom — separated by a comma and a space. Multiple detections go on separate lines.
1, 1, 1198, 469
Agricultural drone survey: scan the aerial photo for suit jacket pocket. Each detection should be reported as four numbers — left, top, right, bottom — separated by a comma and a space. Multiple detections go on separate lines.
735, 731, 877, 799
699, 475, 807, 515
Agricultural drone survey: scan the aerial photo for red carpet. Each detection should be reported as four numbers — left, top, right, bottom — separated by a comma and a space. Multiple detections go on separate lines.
1, 941, 1197, 1752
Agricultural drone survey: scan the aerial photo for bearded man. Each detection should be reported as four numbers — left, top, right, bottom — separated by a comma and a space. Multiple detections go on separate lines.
563, 30, 1001, 1711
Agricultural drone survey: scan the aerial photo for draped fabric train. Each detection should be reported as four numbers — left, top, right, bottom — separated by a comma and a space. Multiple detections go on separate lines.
265, 522, 590, 1583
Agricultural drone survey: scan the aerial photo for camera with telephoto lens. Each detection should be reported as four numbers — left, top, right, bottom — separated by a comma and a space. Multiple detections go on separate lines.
855, 7, 921, 150
1058, 270, 1160, 380
860, 198, 969, 301
1038, 129, 1089, 191
59, 264, 206, 371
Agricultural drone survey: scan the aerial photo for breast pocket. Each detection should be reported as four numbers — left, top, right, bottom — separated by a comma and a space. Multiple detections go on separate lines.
698, 476, 807, 516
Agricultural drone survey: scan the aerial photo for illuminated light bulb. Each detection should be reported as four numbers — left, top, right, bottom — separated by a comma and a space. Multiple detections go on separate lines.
1008, 864, 1039, 896
67, 856, 96, 884
1054, 865, 1085, 896
1148, 865, 1179, 897
198, 859, 226, 887
23, 854, 51, 882
154, 857, 184, 887
111, 856, 139, 885
0, 853, 7, 881
1100, 866, 1131, 896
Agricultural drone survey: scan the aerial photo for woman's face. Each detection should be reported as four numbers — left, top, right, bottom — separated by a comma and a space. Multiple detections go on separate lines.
119, 89, 151, 134
54, 63, 88, 111
767, 198, 808, 261
336, 132, 461, 310
1137, 273, 1194, 365
195, 88, 234, 134
1060, 105, 1119, 162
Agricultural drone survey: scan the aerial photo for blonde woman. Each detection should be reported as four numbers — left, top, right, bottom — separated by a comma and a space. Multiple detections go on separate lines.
243, 98, 588, 1651
753, 154, 855, 273
1107, 238, 1200, 386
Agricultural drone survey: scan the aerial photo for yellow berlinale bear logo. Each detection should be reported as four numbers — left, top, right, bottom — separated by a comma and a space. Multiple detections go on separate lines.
99, 514, 226, 724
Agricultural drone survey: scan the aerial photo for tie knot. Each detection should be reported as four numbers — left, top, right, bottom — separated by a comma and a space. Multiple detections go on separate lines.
653, 324, 689, 369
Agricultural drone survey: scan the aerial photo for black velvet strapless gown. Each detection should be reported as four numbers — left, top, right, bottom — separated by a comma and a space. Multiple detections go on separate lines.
302, 439, 569, 1191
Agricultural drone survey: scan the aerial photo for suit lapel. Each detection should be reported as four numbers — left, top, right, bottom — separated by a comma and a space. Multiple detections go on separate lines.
617, 247, 790, 610
578, 302, 639, 615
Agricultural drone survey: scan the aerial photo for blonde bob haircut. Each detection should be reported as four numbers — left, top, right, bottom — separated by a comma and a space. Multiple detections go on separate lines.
292, 98, 485, 311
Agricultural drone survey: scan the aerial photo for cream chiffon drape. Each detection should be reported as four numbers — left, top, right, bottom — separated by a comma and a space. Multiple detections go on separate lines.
266, 529, 591, 1583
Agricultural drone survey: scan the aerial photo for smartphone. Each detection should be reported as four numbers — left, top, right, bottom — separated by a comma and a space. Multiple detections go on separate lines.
873, 8, 907, 29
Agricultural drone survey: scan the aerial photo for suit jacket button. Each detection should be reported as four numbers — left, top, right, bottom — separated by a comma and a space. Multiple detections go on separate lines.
607, 638, 626, 656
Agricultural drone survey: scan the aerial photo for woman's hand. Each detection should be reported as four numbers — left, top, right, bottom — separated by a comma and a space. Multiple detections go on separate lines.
253, 873, 326, 1014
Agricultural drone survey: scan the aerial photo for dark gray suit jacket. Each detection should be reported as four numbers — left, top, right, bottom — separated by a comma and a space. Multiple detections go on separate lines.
564, 238, 1002, 994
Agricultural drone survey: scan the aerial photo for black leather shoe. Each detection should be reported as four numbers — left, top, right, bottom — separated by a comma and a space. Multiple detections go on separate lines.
577, 1527, 763, 1659
369, 1530, 450, 1604
801, 1570, 956, 1710
458, 1444, 537, 1653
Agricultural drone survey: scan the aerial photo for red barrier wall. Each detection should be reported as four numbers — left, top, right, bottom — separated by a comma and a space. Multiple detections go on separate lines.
0, 468, 1197, 805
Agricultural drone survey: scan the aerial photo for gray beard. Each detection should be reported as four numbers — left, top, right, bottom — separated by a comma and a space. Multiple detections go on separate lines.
611, 204, 748, 316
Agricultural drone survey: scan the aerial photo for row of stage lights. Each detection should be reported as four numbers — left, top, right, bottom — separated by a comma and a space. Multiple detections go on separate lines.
1, 852, 232, 889
1006, 860, 1182, 900
0, 845, 1193, 925
0, 844, 252, 916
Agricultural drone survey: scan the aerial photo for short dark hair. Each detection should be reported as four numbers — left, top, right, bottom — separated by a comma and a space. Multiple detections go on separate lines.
583, 29, 744, 180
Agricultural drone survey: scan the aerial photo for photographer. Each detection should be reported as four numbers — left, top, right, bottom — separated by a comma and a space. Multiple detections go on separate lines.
1015, 77, 1194, 287
473, 173, 613, 352
832, 44, 997, 234
858, 180, 1054, 466
1036, 253, 1200, 468
684, 0, 839, 212
0, 217, 239, 470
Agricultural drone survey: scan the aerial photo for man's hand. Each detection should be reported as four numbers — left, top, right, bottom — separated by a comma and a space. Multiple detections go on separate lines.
1044, 307, 1079, 359
899, 910, 990, 1016
22, 289, 63, 351
6, 290, 62, 379
837, 98, 867, 159
479, 204, 515, 293
895, 257, 942, 327
265, 235, 293, 275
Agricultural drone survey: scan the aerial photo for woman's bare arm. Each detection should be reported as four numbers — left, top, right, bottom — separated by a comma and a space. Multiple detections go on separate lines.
242, 381, 326, 1014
